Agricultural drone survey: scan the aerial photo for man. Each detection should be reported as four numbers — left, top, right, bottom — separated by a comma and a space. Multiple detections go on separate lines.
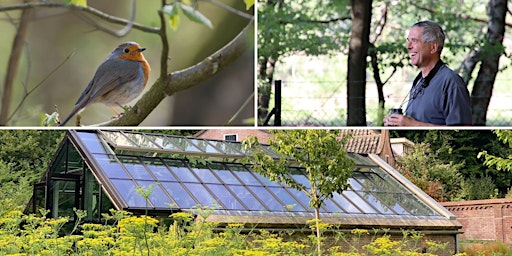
384, 21, 472, 126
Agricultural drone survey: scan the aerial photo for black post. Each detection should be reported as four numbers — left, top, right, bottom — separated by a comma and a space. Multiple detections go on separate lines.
275, 80, 281, 126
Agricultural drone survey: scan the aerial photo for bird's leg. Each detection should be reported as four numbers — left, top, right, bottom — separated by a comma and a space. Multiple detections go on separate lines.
109, 106, 122, 119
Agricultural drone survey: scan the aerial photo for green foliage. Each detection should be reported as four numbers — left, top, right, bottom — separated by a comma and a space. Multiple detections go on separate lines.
163, 1, 214, 30
64, 0, 87, 7
394, 130, 512, 197
0, 130, 65, 214
258, 0, 351, 59
396, 142, 463, 202
458, 176, 498, 201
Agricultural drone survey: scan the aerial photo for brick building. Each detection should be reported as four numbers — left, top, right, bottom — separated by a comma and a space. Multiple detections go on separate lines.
442, 199, 512, 242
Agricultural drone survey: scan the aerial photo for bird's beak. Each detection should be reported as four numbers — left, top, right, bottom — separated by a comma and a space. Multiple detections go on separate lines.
137, 48, 146, 52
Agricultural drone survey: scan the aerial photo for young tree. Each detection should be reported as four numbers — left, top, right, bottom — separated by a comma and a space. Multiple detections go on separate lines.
479, 130, 512, 172
243, 130, 355, 255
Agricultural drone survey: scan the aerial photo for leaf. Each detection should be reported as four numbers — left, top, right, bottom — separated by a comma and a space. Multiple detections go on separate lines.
163, 4, 180, 30
244, 0, 254, 10
180, 4, 213, 29
64, 0, 87, 6
42, 112, 59, 126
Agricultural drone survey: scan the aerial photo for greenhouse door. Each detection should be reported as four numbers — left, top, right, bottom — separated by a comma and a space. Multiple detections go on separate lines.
49, 175, 80, 219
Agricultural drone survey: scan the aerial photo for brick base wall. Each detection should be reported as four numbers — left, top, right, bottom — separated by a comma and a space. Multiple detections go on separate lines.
442, 199, 512, 242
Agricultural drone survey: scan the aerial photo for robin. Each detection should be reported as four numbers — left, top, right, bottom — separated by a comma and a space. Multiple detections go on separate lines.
59, 42, 150, 126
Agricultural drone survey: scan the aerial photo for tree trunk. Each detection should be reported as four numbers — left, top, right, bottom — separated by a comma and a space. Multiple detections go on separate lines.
347, 0, 372, 126
257, 56, 276, 124
470, 0, 507, 125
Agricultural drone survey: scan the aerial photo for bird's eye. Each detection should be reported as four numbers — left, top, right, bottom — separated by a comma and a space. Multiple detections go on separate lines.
124, 48, 130, 53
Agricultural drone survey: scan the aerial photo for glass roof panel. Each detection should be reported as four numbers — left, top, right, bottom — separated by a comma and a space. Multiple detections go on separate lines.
160, 182, 198, 208
183, 183, 219, 208
120, 132, 161, 150
247, 186, 286, 211
331, 192, 362, 214
76, 131, 110, 154
136, 181, 173, 209
144, 159, 177, 182
165, 136, 202, 152
193, 168, 220, 183
110, 179, 148, 208
228, 185, 266, 211
208, 163, 240, 185
170, 166, 199, 183
119, 156, 153, 180
93, 154, 130, 179
101, 131, 138, 148
79, 132, 443, 219
206, 184, 246, 210
268, 187, 307, 212
342, 190, 378, 214
226, 164, 262, 186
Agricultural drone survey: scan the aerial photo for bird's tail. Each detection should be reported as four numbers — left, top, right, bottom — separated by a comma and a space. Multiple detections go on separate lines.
59, 105, 84, 126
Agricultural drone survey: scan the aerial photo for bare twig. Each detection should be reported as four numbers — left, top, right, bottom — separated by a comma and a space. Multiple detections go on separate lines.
224, 92, 254, 125
0, 2, 160, 33
74, 0, 137, 37
0, 2, 32, 125
8, 51, 76, 123
159, 0, 169, 82
101, 20, 254, 126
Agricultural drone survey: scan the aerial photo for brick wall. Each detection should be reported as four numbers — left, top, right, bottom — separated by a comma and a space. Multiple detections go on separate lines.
442, 199, 512, 242
195, 129, 272, 143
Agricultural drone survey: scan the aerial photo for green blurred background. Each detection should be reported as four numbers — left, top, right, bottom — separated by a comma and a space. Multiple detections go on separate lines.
0, 0, 254, 126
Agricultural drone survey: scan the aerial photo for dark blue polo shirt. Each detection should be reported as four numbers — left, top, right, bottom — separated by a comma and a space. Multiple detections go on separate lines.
405, 65, 472, 125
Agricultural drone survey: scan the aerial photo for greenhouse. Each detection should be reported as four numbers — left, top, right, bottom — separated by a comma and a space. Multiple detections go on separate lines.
27, 130, 461, 253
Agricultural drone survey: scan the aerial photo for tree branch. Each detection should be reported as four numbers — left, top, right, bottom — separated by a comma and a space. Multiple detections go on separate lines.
410, 2, 512, 28
0, 3, 32, 125
0, 2, 160, 33
100, 20, 254, 126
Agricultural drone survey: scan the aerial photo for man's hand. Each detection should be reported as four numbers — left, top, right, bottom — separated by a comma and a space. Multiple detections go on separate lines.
383, 114, 438, 126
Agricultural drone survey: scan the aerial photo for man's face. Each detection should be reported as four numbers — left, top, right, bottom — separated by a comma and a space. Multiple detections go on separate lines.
406, 27, 435, 68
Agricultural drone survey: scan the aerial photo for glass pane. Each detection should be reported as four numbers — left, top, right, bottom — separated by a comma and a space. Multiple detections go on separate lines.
248, 186, 285, 211
322, 198, 344, 213
77, 132, 109, 154
391, 193, 436, 216
161, 182, 198, 208
228, 185, 265, 211
119, 156, 153, 180
228, 165, 262, 186
350, 153, 378, 167
208, 140, 244, 156
287, 188, 314, 212
101, 131, 138, 147
144, 159, 176, 182
137, 181, 173, 208
291, 171, 311, 188
151, 135, 182, 151
193, 168, 220, 183
94, 154, 129, 179
251, 171, 281, 186
122, 132, 160, 150
331, 193, 361, 214
184, 183, 219, 208
354, 190, 396, 214
342, 190, 378, 214
206, 184, 245, 210
209, 163, 240, 185
268, 187, 307, 212
110, 179, 147, 208
189, 139, 221, 154
171, 166, 199, 183
166, 137, 201, 152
